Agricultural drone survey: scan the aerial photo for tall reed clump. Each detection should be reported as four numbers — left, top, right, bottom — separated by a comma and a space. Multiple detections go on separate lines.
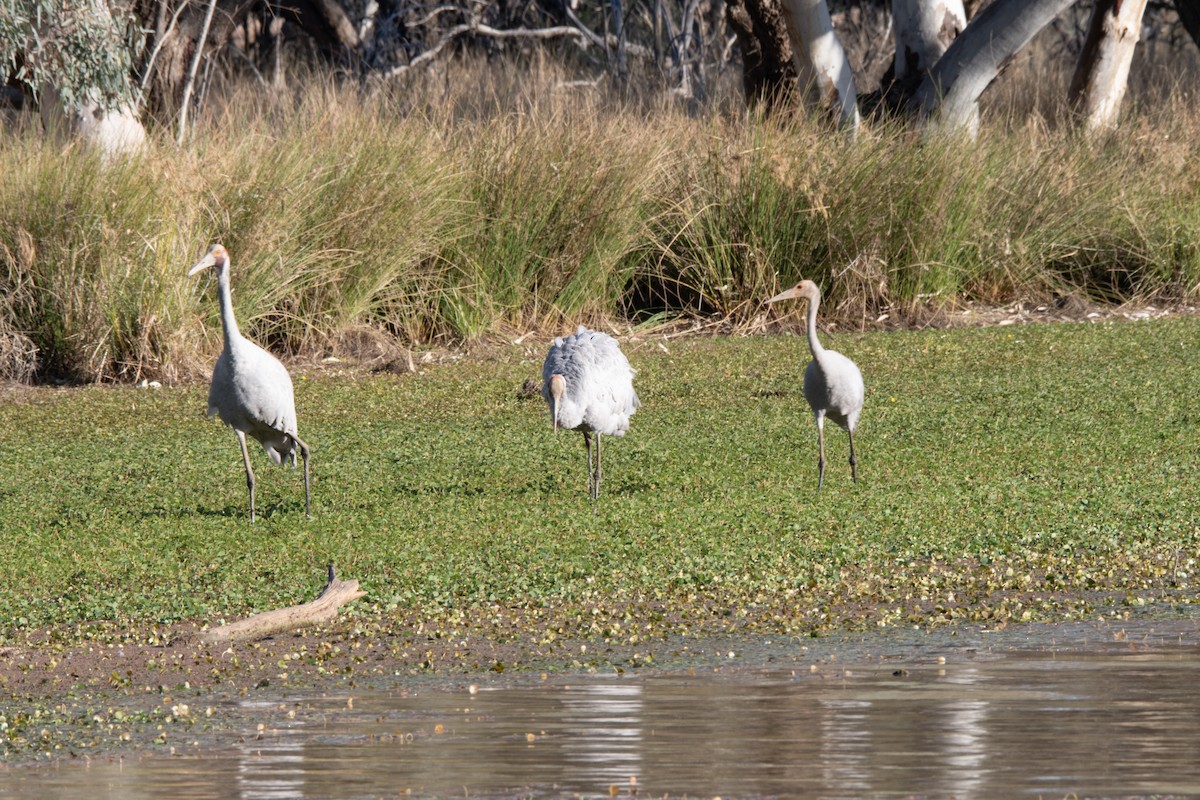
434, 106, 670, 338
644, 109, 1200, 326
0, 137, 199, 383
641, 117, 1031, 325
190, 85, 673, 346
186, 90, 461, 352
1042, 114, 1200, 303
636, 120, 829, 322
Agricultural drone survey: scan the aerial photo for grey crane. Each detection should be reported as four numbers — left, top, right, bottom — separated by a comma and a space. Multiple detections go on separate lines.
768, 280, 864, 491
542, 326, 641, 500
189, 244, 310, 521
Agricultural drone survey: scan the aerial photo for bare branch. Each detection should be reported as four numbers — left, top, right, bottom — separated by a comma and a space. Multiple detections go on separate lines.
412, 5, 461, 27
560, 4, 653, 58
383, 23, 589, 79
137, 0, 191, 112
177, 0, 218, 145
563, 3, 609, 49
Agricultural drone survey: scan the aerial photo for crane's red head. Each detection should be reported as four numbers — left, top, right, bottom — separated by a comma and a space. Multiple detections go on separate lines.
767, 279, 820, 305
548, 374, 566, 434
188, 244, 229, 276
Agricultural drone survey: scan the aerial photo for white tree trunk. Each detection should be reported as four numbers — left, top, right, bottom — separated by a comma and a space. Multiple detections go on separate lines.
1068, 0, 1148, 131
40, 85, 147, 157
910, 0, 1077, 136
778, 0, 860, 130
892, 0, 966, 81
37, 0, 148, 156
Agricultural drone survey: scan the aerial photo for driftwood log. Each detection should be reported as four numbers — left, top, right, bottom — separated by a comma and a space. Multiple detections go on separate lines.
201, 565, 365, 645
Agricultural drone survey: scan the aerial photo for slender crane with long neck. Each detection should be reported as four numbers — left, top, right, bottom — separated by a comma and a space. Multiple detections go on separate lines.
542, 326, 640, 500
768, 280, 864, 492
189, 244, 311, 521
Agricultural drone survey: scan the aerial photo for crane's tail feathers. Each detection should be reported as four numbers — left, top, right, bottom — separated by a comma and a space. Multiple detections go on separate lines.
285, 433, 310, 469
259, 436, 293, 467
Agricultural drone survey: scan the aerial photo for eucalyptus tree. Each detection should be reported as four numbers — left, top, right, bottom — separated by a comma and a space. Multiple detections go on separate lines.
891, 0, 966, 93
1, 0, 146, 154
731, 0, 1178, 135
1, 0, 361, 149
907, 0, 1080, 135
1069, 0, 1151, 132
780, 0, 860, 130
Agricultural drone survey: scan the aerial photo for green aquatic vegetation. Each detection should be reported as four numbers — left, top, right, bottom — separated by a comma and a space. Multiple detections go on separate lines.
0, 317, 1197, 645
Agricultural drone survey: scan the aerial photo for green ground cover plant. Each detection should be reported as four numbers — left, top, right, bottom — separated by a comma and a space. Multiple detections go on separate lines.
1, 316, 1196, 646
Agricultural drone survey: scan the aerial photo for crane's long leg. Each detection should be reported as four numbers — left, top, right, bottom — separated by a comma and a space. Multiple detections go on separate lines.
847, 429, 858, 484
293, 435, 312, 518
236, 430, 256, 522
593, 432, 603, 500
815, 414, 826, 493
583, 431, 595, 499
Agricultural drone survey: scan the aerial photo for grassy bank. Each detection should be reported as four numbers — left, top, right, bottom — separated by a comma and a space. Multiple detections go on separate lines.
0, 316, 1196, 645
1, 71, 1200, 383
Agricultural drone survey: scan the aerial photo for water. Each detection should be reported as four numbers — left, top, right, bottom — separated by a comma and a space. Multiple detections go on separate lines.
5, 618, 1200, 798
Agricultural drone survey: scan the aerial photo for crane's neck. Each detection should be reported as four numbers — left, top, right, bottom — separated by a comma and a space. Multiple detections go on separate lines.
216, 264, 243, 348
805, 294, 826, 359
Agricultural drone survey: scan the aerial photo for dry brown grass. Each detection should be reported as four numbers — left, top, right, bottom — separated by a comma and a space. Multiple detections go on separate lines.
1, 54, 1198, 383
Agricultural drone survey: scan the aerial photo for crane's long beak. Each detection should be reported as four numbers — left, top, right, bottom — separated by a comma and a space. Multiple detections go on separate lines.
548, 374, 565, 435
767, 286, 803, 304
188, 252, 216, 277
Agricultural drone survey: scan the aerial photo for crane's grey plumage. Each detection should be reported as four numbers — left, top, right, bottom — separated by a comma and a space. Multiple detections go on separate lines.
542, 326, 640, 499
768, 280, 864, 492
190, 244, 310, 521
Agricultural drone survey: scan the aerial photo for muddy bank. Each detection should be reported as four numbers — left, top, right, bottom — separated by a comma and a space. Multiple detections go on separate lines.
3, 599, 1197, 766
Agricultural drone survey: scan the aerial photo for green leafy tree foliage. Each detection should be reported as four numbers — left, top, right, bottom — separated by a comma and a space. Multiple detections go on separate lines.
0, 0, 144, 109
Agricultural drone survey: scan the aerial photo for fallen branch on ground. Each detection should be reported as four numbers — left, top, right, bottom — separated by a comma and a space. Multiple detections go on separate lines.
201, 564, 365, 644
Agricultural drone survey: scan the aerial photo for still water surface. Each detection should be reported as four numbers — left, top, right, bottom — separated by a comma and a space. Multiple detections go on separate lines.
5, 617, 1200, 799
